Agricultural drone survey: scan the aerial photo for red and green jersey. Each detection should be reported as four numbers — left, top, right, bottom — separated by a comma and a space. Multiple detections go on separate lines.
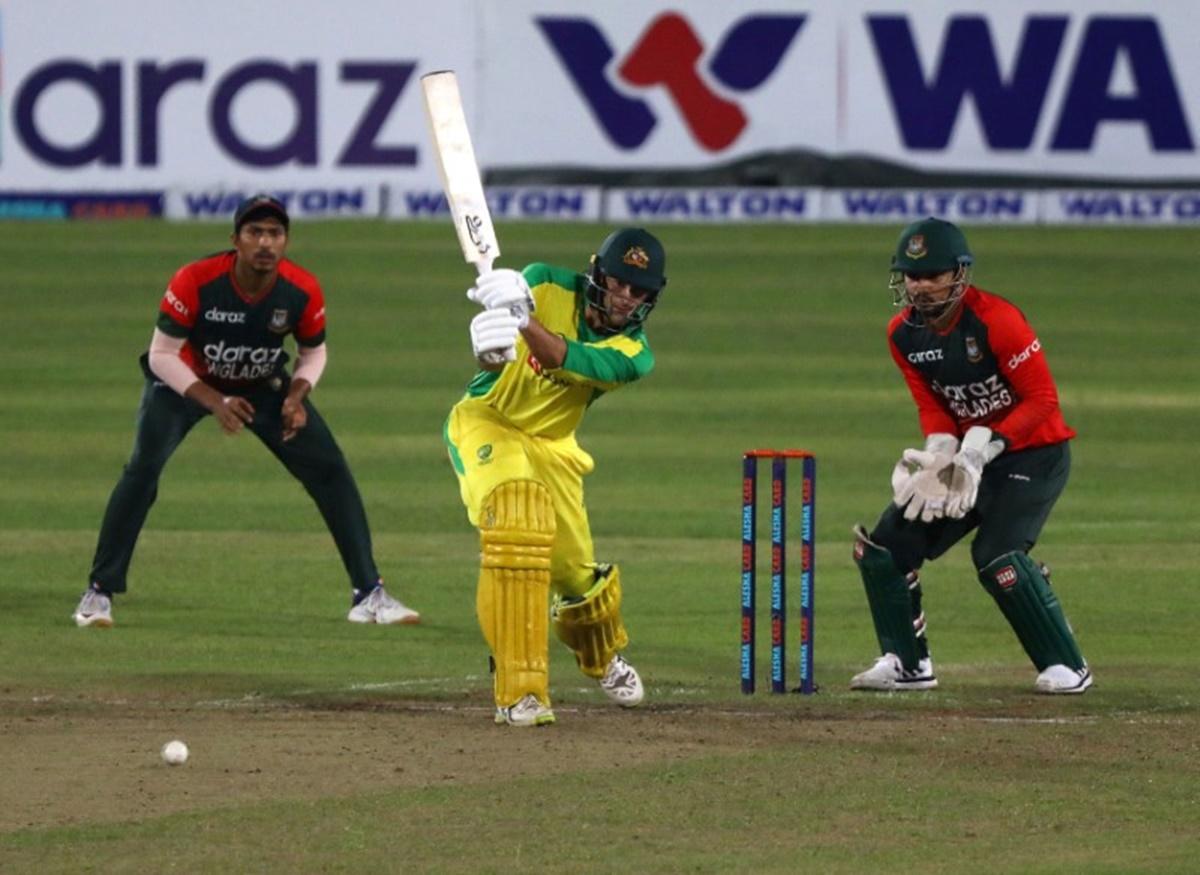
155, 251, 326, 392
887, 286, 1075, 451
465, 263, 654, 440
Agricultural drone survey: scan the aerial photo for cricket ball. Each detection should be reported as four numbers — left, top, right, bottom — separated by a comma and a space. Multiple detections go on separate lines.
161, 739, 189, 766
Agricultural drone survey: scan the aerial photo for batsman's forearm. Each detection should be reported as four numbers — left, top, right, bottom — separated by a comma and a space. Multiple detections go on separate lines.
520, 319, 566, 369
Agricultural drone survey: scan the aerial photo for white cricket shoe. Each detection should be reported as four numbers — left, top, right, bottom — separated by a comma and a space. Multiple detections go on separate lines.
850, 653, 938, 691
1035, 664, 1093, 694
347, 585, 420, 625
72, 589, 113, 628
494, 694, 556, 727
599, 654, 644, 707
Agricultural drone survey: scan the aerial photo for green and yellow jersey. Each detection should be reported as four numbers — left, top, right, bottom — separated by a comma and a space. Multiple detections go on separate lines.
462, 263, 654, 439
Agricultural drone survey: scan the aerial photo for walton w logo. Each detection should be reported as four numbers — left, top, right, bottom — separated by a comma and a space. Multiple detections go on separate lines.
537, 12, 805, 152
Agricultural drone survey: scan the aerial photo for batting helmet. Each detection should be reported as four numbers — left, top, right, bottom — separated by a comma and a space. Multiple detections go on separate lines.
585, 227, 667, 331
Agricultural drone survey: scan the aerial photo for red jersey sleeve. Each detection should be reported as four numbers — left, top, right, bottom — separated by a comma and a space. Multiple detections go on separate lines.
983, 300, 1063, 446
158, 264, 200, 334
887, 319, 958, 436
296, 281, 326, 345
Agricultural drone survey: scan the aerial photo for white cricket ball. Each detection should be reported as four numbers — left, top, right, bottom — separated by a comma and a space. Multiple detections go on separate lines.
161, 739, 189, 766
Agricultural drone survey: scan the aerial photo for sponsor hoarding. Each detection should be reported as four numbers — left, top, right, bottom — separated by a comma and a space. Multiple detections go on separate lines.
384, 186, 604, 222
489, 0, 1200, 180
0, 191, 163, 219
0, 0, 472, 190
1, 0, 1197, 217
605, 188, 821, 223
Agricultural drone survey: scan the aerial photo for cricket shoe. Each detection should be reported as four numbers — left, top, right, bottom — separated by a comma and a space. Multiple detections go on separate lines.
494, 694, 556, 727
72, 589, 113, 628
347, 585, 420, 625
1035, 664, 1093, 695
850, 653, 938, 691
599, 654, 644, 707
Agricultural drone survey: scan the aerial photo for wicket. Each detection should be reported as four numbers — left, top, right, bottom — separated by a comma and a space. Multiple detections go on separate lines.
741, 449, 816, 694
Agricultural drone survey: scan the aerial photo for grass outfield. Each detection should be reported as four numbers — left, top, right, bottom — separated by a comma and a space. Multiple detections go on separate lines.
1, 220, 1197, 872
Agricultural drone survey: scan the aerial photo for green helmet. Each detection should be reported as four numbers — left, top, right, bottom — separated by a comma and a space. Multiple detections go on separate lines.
888, 217, 974, 326
891, 217, 973, 273
585, 227, 667, 331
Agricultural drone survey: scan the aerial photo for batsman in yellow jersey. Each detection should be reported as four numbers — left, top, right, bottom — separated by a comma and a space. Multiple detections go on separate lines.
445, 228, 666, 727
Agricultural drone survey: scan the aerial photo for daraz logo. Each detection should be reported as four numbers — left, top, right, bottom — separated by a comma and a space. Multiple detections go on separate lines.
537, 13, 805, 152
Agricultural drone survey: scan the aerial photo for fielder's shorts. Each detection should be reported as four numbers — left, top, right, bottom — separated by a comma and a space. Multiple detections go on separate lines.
445, 398, 597, 596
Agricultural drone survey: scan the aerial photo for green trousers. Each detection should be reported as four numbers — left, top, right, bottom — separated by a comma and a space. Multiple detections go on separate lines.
88, 377, 380, 594
870, 442, 1070, 573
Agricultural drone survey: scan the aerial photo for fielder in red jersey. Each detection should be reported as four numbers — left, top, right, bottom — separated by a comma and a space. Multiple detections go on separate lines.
72, 195, 419, 629
850, 217, 1092, 695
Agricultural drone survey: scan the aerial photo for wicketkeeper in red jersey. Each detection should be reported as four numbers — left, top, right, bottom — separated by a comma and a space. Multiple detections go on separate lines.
72, 194, 419, 629
851, 217, 1091, 695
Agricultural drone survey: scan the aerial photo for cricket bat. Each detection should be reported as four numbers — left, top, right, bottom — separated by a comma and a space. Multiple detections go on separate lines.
420, 70, 508, 364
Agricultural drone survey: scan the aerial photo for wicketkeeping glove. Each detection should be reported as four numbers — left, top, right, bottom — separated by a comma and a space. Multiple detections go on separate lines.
891, 433, 957, 522
469, 308, 520, 363
467, 268, 534, 328
945, 426, 1006, 518
894, 449, 953, 522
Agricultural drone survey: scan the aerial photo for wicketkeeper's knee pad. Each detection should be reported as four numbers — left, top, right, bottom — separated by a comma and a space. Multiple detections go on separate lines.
552, 563, 629, 678
853, 524, 927, 670
477, 480, 556, 707
978, 551, 1086, 672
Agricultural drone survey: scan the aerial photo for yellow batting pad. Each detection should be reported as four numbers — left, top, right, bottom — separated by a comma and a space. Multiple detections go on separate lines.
477, 480, 556, 708
552, 564, 630, 678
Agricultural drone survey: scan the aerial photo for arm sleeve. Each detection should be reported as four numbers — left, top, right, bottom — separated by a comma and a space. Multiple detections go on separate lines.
291, 342, 327, 389
147, 328, 199, 396
985, 307, 1061, 445
557, 336, 654, 388
888, 333, 958, 436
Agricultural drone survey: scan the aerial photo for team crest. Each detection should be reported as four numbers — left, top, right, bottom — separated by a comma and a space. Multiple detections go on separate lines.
622, 246, 650, 269
965, 335, 983, 363
268, 308, 291, 334
905, 234, 927, 259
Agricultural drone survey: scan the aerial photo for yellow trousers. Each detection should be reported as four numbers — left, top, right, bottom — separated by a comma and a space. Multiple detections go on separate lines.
446, 399, 599, 598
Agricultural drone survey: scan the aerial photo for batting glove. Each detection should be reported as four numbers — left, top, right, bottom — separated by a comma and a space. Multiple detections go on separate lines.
470, 308, 520, 362
467, 268, 534, 328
